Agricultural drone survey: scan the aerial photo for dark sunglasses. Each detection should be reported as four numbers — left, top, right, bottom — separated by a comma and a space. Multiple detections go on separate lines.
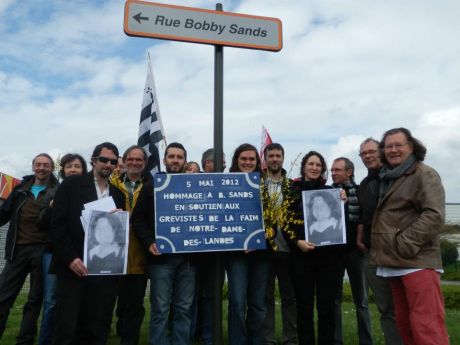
96, 156, 118, 165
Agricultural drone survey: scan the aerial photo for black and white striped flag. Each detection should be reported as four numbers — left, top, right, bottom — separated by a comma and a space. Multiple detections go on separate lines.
137, 56, 165, 175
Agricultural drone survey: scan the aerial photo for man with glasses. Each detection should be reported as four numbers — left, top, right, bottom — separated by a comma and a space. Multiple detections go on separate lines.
370, 128, 449, 345
110, 145, 149, 345
0, 153, 58, 344
50, 142, 126, 345
356, 138, 403, 345
191, 148, 227, 345
331, 157, 373, 345
201, 148, 227, 173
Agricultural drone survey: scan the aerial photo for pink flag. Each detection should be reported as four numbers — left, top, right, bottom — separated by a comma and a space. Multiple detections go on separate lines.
260, 126, 273, 171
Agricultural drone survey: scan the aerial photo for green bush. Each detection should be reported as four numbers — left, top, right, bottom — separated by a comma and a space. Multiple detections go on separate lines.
441, 285, 460, 309
441, 239, 459, 266
442, 262, 460, 281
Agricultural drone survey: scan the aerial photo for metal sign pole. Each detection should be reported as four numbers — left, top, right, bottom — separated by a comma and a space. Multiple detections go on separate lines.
124, 3, 283, 344
212, 3, 224, 345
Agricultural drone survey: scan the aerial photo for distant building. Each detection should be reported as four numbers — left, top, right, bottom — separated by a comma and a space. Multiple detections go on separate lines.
446, 203, 460, 225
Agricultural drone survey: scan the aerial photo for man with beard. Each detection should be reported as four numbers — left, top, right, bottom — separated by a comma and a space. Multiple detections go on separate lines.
0, 153, 58, 344
50, 142, 125, 345
132, 142, 196, 345
261, 143, 297, 345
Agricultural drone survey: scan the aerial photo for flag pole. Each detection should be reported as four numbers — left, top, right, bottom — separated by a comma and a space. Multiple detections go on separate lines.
147, 52, 167, 147
137, 53, 165, 174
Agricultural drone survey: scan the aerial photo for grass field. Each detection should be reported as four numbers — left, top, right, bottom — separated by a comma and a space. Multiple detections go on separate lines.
3, 282, 460, 345
442, 262, 460, 281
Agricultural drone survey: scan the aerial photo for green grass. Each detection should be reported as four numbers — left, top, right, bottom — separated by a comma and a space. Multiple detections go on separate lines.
4, 283, 460, 344
442, 262, 460, 281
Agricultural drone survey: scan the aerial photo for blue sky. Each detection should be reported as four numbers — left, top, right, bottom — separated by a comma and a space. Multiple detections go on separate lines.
1, 0, 459, 201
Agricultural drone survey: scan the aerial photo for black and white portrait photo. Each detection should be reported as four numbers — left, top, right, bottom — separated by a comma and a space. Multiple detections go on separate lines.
302, 189, 346, 246
84, 210, 129, 275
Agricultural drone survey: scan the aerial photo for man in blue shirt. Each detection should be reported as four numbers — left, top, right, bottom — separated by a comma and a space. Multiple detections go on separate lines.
0, 153, 58, 344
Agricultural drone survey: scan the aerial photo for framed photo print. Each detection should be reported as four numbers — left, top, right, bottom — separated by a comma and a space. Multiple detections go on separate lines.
83, 210, 129, 275
302, 188, 346, 246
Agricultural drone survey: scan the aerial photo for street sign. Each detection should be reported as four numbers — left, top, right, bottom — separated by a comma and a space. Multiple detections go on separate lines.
124, 0, 282, 51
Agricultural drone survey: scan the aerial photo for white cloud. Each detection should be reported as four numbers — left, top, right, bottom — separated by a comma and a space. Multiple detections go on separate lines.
0, 0, 14, 17
0, 72, 48, 107
1, 1, 460, 202
415, 108, 460, 200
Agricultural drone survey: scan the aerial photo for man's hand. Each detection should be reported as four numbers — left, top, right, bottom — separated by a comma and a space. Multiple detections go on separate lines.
149, 243, 160, 256
339, 189, 348, 202
69, 258, 88, 277
356, 241, 369, 253
356, 224, 369, 253
297, 240, 316, 253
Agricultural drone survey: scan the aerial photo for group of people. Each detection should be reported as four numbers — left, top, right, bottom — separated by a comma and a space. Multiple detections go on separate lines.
0, 126, 449, 345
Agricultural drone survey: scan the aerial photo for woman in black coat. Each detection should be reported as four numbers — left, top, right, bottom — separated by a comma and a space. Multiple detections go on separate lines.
289, 151, 346, 345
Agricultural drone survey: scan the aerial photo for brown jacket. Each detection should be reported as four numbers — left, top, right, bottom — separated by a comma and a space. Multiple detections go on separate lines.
370, 162, 444, 269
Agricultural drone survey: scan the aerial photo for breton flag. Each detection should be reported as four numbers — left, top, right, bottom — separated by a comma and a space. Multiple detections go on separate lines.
260, 125, 273, 171
138, 55, 165, 175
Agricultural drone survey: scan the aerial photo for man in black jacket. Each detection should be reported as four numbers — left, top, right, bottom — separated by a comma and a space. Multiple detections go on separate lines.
0, 153, 58, 345
331, 157, 373, 345
50, 142, 125, 345
132, 142, 196, 345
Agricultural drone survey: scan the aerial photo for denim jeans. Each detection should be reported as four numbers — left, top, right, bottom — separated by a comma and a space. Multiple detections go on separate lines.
334, 250, 373, 345
38, 252, 57, 345
225, 252, 269, 345
149, 255, 196, 345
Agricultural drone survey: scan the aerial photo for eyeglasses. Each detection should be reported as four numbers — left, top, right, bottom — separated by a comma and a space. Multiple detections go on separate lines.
359, 149, 377, 157
96, 156, 118, 165
384, 142, 409, 150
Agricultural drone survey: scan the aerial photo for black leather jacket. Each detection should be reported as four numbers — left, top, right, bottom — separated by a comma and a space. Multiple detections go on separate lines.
0, 174, 58, 260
